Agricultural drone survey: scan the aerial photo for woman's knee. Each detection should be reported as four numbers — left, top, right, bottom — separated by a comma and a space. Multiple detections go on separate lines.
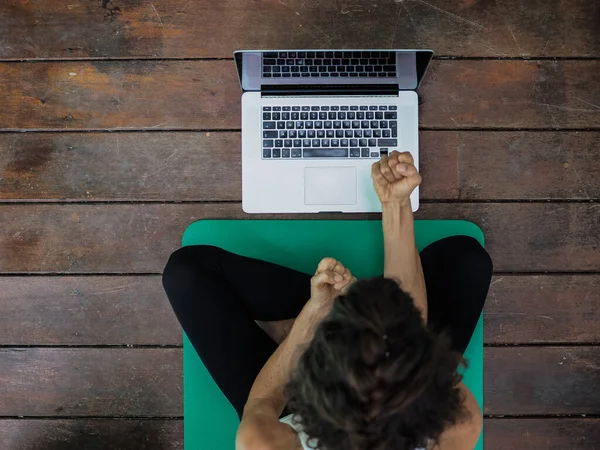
424, 235, 493, 277
162, 245, 226, 298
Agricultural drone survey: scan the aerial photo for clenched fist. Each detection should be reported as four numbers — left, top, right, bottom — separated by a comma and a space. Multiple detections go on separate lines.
371, 151, 422, 206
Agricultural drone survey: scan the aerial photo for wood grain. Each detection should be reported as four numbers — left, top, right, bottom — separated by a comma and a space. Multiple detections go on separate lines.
485, 419, 600, 450
459, 131, 600, 200
0, 0, 598, 59
0, 132, 243, 202
2, 347, 599, 416
2, 418, 599, 450
2, 131, 599, 201
0, 419, 183, 450
3, 274, 599, 346
0, 348, 182, 417
1, 203, 598, 274
1, 61, 599, 130
485, 346, 600, 415
0, 276, 181, 345
485, 275, 600, 344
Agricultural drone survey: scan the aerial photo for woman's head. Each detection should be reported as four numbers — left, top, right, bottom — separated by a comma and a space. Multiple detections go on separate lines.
285, 277, 465, 450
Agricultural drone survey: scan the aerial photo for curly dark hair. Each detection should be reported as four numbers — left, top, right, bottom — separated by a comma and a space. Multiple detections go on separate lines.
285, 277, 467, 450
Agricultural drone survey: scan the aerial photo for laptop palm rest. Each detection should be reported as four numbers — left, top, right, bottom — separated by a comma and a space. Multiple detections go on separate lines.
304, 167, 357, 206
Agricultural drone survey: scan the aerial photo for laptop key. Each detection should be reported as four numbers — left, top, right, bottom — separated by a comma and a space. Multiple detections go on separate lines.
327, 130, 335, 138
286, 121, 294, 129
341, 139, 349, 146
279, 130, 287, 138
275, 140, 283, 147
263, 131, 277, 138
263, 113, 271, 120
361, 148, 370, 157
263, 148, 272, 158
369, 139, 377, 147
273, 148, 281, 158
284, 139, 292, 147
263, 140, 274, 147
383, 130, 391, 137
298, 130, 306, 138
303, 139, 311, 147
307, 130, 316, 138
389, 105, 398, 110
317, 130, 325, 138
312, 139, 320, 147
385, 112, 398, 119
263, 122, 276, 129
272, 113, 280, 120
373, 130, 382, 137
292, 149, 302, 158
277, 122, 285, 129
350, 148, 360, 158
336, 130, 344, 138
303, 148, 349, 158
293, 139, 302, 147
378, 139, 398, 146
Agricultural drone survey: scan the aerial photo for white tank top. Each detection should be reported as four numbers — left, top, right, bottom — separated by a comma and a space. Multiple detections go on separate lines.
279, 414, 428, 450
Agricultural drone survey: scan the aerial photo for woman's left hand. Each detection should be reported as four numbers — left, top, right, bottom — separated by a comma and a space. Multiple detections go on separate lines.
310, 257, 356, 310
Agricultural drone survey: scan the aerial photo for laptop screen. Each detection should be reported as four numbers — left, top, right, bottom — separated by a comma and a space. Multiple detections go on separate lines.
234, 49, 433, 92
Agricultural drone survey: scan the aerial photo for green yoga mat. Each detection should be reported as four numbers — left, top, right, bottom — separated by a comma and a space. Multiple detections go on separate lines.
182, 220, 484, 450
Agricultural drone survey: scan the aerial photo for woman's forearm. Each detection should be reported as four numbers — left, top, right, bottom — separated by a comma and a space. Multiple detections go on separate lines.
246, 300, 326, 414
382, 202, 428, 322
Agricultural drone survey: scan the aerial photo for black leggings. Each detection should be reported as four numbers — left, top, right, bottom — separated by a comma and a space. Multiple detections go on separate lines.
163, 235, 493, 419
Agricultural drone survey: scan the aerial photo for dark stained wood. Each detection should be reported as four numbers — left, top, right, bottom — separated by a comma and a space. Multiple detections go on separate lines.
2, 274, 599, 346
420, 60, 600, 129
459, 131, 600, 200
485, 419, 600, 450
0, 276, 181, 345
0, 61, 238, 131
2, 347, 599, 417
2, 419, 599, 450
0, 0, 598, 59
3, 131, 599, 202
1, 61, 599, 130
0, 419, 183, 450
485, 275, 600, 344
0, 132, 242, 202
0, 131, 455, 202
1, 203, 599, 274
485, 347, 600, 415
0, 348, 182, 416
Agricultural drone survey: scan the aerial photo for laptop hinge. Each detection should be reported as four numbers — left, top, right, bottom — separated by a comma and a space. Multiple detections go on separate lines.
260, 84, 399, 97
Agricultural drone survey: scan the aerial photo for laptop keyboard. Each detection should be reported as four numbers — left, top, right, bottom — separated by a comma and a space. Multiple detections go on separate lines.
262, 105, 398, 159
262, 51, 397, 78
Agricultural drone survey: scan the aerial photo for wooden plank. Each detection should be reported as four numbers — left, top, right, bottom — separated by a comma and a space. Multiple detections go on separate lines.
0, 348, 182, 416
1, 61, 598, 130
3, 131, 599, 202
0, 419, 183, 450
3, 274, 598, 346
1, 419, 599, 450
485, 419, 600, 450
0, 0, 597, 59
1, 203, 599, 273
2, 347, 599, 417
8, 274, 599, 347
0, 132, 242, 202
485, 275, 600, 344
4, 273, 598, 346
0, 131, 456, 202
0, 276, 181, 346
485, 347, 600, 415
459, 131, 600, 200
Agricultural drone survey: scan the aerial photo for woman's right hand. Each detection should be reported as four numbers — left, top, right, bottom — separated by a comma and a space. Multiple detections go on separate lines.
371, 151, 422, 206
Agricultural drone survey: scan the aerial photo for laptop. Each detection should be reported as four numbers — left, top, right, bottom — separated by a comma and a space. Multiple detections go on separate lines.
234, 49, 433, 213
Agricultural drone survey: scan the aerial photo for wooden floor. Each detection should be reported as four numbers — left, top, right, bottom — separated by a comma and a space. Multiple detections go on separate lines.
1, 0, 599, 448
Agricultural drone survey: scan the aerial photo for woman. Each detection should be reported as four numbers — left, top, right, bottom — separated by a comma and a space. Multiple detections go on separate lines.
163, 151, 493, 450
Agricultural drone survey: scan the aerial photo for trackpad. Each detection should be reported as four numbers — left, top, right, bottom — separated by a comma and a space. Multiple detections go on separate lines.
304, 167, 357, 205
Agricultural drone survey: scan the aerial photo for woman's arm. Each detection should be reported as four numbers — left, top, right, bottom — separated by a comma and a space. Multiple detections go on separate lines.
433, 383, 483, 450
372, 152, 427, 322
237, 259, 355, 450
382, 201, 428, 322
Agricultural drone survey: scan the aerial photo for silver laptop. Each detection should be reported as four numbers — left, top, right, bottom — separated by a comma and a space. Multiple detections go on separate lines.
234, 49, 433, 213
